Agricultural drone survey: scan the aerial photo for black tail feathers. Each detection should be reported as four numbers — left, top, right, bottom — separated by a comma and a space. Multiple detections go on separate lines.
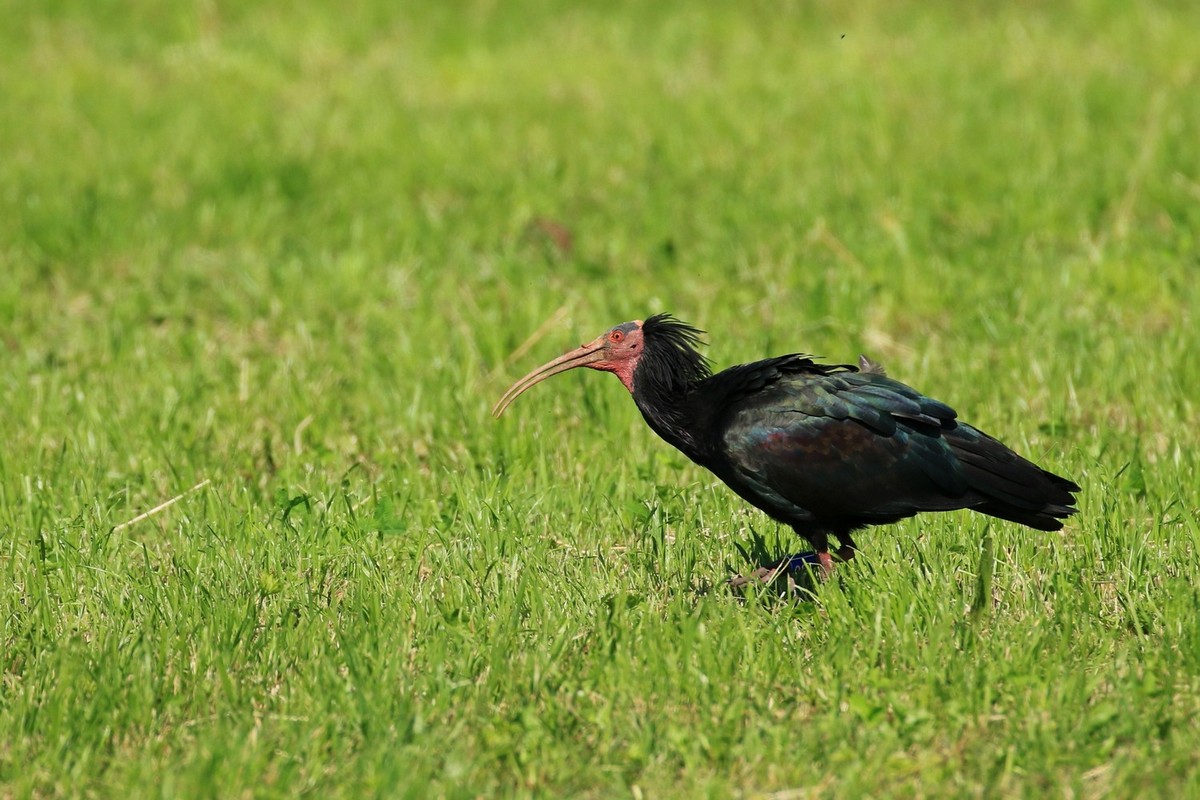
949, 425, 1080, 531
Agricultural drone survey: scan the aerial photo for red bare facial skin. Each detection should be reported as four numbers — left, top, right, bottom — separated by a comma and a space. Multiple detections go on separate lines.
593, 321, 645, 391
491, 319, 645, 417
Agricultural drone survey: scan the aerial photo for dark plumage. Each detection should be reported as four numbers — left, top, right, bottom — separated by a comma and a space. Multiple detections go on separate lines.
494, 313, 1080, 576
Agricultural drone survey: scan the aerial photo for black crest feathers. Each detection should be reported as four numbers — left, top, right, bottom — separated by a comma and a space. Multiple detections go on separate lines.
639, 314, 712, 393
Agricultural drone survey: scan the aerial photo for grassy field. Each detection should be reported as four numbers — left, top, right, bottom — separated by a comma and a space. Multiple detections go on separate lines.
3, 0, 1199, 796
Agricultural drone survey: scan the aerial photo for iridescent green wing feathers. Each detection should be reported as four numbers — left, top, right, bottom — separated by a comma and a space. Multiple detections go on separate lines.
706, 356, 1077, 530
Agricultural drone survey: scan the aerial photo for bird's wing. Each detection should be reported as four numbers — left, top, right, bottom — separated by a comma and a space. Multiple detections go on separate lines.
714, 363, 973, 522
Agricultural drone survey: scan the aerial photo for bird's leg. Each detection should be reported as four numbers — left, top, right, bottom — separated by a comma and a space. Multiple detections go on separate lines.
830, 532, 858, 569
817, 550, 836, 578
780, 550, 834, 574
809, 543, 855, 579
774, 531, 839, 579
781, 539, 851, 579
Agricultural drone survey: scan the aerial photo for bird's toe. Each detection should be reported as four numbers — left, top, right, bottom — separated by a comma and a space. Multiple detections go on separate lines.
728, 566, 782, 589
729, 551, 830, 594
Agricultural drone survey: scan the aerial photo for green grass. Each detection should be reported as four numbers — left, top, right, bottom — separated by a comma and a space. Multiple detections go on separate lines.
3, 0, 1199, 796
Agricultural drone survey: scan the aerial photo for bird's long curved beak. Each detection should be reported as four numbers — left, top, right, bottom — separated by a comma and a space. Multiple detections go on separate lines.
492, 338, 608, 417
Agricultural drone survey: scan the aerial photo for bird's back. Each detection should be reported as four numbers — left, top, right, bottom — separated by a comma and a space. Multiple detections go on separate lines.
693, 355, 1078, 533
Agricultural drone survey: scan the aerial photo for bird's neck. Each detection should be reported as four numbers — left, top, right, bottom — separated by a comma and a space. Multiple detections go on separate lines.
630, 375, 704, 460
624, 334, 714, 461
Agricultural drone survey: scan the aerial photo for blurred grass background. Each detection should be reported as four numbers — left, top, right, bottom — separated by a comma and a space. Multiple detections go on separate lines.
2, 1, 1198, 797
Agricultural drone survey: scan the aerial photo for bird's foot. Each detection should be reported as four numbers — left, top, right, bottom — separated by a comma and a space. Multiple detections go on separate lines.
728, 563, 801, 592
729, 550, 832, 590
729, 546, 857, 591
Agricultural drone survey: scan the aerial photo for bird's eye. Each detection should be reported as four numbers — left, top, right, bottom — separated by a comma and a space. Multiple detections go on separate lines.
611, 330, 624, 342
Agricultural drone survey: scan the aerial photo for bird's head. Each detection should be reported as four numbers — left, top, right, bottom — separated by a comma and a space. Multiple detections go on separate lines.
492, 319, 646, 417
492, 314, 710, 417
